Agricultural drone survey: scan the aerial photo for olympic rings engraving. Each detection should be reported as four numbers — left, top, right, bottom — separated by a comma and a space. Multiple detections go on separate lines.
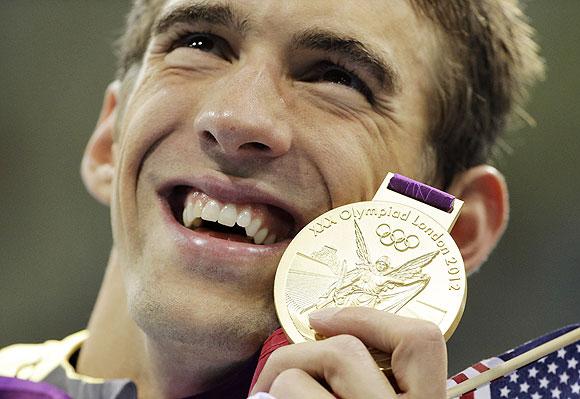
375, 223, 420, 252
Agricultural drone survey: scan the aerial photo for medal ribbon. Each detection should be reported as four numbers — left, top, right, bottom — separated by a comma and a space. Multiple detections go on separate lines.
249, 328, 290, 392
387, 173, 455, 212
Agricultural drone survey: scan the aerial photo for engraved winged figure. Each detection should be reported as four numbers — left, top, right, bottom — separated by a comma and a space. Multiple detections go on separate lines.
306, 220, 438, 314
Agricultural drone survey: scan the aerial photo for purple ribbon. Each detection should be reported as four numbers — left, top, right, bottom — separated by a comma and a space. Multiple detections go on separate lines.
388, 174, 455, 212
0, 377, 71, 399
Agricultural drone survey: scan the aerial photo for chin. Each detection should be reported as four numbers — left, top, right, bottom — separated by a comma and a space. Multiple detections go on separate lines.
126, 272, 279, 361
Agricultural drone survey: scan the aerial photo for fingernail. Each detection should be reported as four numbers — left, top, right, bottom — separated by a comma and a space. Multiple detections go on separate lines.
309, 307, 342, 322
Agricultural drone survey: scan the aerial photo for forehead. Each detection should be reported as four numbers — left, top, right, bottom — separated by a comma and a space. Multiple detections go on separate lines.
159, 0, 432, 60
162, 0, 416, 28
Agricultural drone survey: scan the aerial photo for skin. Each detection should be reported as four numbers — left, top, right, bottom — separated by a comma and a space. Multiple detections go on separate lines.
79, 0, 509, 398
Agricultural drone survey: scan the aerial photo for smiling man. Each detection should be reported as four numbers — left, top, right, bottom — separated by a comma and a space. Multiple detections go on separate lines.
0, 1, 545, 398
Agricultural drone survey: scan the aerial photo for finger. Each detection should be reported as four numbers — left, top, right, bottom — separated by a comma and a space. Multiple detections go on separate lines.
309, 307, 447, 398
250, 335, 397, 399
268, 368, 335, 399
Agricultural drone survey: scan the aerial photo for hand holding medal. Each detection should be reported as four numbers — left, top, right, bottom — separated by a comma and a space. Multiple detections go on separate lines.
251, 172, 466, 398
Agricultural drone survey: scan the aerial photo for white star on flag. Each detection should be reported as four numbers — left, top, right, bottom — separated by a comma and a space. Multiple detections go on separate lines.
539, 376, 550, 388
509, 372, 519, 383
557, 348, 567, 358
560, 372, 570, 384
499, 386, 510, 397
520, 381, 530, 393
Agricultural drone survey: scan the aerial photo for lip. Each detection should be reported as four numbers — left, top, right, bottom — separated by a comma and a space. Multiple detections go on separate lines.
162, 200, 290, 256
154, 173, 308, 267
157, 173, 308, 235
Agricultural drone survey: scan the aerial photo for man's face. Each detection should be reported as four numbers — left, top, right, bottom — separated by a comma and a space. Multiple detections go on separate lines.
110, 0, 440, 360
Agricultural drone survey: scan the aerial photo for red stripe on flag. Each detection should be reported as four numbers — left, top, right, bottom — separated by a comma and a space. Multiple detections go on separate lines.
452, 373, 469, 384
472, 362, 490, 373
460, 391, 474, 399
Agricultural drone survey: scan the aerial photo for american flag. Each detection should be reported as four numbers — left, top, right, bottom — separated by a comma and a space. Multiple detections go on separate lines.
447, 324, 579, 398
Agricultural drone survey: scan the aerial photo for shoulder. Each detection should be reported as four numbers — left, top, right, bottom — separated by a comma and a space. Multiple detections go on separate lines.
0, 331, 88, 382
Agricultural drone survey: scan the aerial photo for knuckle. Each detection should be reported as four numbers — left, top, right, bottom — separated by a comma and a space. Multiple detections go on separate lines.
270, 368, 306, 391
278, 367, 306, 381
327, 334, 368, 358
417, 320, 445, 344
264, 345, 291, 369
401, 320, 445, 352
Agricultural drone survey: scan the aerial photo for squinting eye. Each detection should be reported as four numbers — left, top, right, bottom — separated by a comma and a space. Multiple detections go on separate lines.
305, 61, 374, 102
321, 68, 353, 87
186, 34, 215, 51
172, 32, 234, 61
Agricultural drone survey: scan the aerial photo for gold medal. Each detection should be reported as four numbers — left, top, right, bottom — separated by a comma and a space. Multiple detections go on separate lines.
274, 173, 466, 359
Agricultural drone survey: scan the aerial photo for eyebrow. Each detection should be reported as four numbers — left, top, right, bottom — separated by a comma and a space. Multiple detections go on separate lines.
154, 2, 250, 36
292, 29, 402, 95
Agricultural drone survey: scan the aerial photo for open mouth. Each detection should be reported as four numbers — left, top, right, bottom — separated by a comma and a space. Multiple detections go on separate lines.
166, 186, 296, 245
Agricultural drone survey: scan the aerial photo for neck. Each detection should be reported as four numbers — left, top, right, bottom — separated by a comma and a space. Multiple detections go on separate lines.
76, 249, 256, 399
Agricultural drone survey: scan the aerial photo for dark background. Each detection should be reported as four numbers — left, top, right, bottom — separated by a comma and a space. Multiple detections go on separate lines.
1, 1, 578, 374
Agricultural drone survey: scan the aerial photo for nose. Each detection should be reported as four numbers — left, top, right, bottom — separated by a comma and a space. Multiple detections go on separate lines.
193, 64, 292, 160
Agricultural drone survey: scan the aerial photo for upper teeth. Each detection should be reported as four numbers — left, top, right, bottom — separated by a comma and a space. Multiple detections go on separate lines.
182, 195, 277, 245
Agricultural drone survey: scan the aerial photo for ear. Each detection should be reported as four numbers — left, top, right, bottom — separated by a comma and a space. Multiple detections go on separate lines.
447, 165, 509, 275
80, 81, 120, 206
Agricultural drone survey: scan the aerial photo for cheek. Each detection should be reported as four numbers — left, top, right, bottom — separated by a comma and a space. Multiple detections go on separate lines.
111, 81, 196, 251
117, 77, 200, 188
294, 105, 393, 206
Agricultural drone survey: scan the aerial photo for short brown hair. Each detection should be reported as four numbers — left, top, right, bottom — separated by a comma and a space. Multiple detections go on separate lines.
116, 0, 544, 187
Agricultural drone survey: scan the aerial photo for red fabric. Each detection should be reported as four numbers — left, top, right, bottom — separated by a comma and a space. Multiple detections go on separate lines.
471, 362, 490, 373
248, 328, 291, 394
452, 373, 469, 384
